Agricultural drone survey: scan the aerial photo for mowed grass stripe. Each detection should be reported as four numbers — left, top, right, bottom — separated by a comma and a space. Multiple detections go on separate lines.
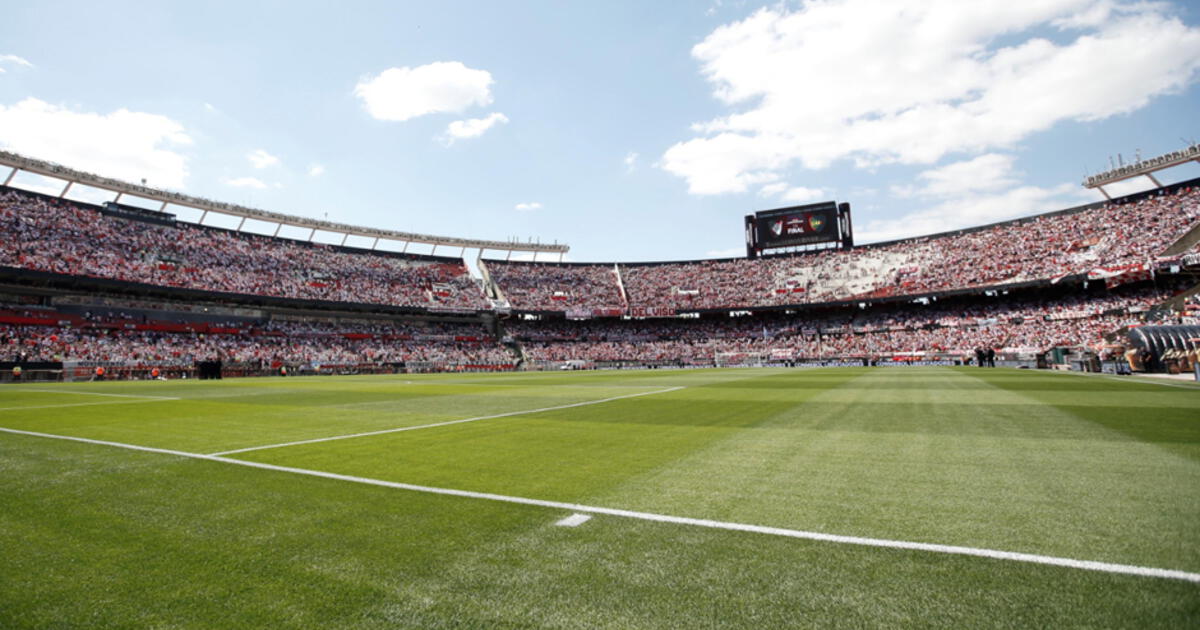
196, 367, 1198, 570
5, 434, 1196, 629
209, 386, 686, 456
0, 388, 181, 412
233, 370, 847, 500
1, 424, 1197, 585
0, 399, 180, 412
582, 367, 1200, 570
8, 388, 181, 400
0, 377, 686, 453
4, 367, 1199, 628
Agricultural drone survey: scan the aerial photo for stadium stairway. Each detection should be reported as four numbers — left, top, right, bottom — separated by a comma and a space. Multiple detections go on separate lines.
1144, 280, 1200, 321
1107, 216, 1200, 334
504, 339, 528, 366
476, 259, 509, 305
494, 319, 529, 365
1101, 280, 1200, 344
1161, 221, 1200, 257
612, 263, 631, 312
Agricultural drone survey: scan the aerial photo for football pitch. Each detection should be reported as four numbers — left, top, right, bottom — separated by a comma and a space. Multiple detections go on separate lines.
1, 367, 1198, 628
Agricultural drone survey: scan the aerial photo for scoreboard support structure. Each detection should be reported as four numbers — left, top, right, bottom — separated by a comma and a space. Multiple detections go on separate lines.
745, 201, 853, 259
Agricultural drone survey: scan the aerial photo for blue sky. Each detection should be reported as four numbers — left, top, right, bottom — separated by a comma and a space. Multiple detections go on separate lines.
1, 0, 1199, 263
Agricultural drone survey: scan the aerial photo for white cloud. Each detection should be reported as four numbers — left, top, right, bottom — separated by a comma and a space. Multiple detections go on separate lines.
225, 176, 268, 189
1095, 176, 1158, 198
247, 149, 279, 169
662, 0, 1200, 195
63, 185, 120, 205
7, 172, 70, 196
858, 154, 1091, 242
308, 164, 325, 177
355, 61, 495, 122
514, 202, 542, 212
782, 187, 824, 203
760, 182, 825, 203
0, 97, 191, 189
705, 247, 745, 258
441, 112, 508, 145
892, 153, 1019, 199
860, 184, 1086, 243
203, 102, 217, 112
0, 54, 32, 73
624, 151, 639, 171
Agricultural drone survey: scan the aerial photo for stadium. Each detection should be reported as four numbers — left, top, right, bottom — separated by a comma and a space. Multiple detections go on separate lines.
3, 2, 1200, 628
3, 148, 1199, 379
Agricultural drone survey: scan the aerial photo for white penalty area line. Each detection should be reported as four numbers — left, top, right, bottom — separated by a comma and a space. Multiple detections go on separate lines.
207, 386, 687, 457
9, 388, 181, 400
0, 399, 180, 412
1, 424, 1197, 585
393, 380, 682, 388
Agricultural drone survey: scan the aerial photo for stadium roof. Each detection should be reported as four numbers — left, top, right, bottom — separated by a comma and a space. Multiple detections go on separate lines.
0, 150, 569, 256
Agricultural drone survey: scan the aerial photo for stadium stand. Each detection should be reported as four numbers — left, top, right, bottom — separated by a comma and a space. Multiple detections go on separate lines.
482, 260, 626, 314
2, 175, 1199, 379
1, 305, 513, 379
508, 284, 1177, 367
0, 188, 488, 311
616, 185, 1200, 312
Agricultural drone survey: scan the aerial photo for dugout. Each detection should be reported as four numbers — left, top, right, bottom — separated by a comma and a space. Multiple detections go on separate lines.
1126, 325, 1200, 373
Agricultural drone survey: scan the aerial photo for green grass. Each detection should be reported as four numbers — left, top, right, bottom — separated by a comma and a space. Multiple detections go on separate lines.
1, 367, 1198, 628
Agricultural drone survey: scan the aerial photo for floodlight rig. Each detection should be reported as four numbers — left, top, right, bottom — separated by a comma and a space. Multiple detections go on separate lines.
1084, 142, 1200, 200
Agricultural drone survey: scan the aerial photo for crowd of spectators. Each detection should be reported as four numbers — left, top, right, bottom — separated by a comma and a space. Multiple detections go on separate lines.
484, 260, 625, 312
2, 313, 512, 368
0, 189, 488, 310
5, 183, 1197, 318
510, 285, 1173, 364
496, 186, 1199, 313
0, 283, 1186, 370
1183, 294, 1200, 325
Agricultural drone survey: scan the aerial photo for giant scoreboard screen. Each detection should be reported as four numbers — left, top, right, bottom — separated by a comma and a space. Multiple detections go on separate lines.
745, 201, 852, 257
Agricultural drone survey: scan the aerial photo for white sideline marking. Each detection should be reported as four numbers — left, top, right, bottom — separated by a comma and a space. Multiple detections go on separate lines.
395, 381, 687, 389
0, 399, 178, 412
555, 513, 592, 527
1048, 371, 1200, 390
207, 386, 686, 456
11, 388, 181, 400
174, 391, 278, 400
1, 425, 1198, 584
1100, 375, 1200, 390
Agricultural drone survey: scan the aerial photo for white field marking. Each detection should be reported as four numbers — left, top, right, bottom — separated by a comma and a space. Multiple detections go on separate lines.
1105, 375, 1200, 390
0, 399, 179, 412
1048, 370, 1200, 390
555, 513, 592, 527
394, 381, 683, 389
10, 388, 181, 400
174, 391, 280, 400
1107, 376, 1200, 390
1, 425, 1198, 584
206, 386, 686, 456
